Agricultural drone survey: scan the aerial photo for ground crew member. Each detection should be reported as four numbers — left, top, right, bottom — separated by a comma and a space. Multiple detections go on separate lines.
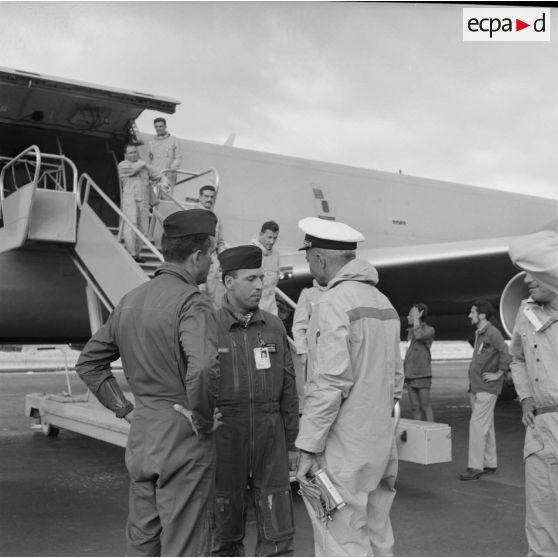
251, 221, 281, 316
148, 117, 182, 193
292, 279, 327, 371
294, 217, 404, 557
118, 144, 159, 262
459, 300, 511, 481
211, 245, 299, 556
76, 209, 220, 557
508, 230, 558, 556
196, 185, 228, 307
404, 303, 435, 422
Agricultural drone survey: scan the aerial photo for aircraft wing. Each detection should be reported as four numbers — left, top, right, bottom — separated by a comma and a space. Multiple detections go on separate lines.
358, 236, 512, 268
280, 236, 520, 340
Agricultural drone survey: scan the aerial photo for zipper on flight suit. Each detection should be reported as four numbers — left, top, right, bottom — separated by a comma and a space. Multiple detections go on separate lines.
257, 330, 268, 396
230, 336, 240, 393
243, 330, 255, 479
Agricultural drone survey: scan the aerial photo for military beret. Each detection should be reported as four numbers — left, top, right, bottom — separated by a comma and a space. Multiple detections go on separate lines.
509, 230, 558, 293
218, 245, 262, 274
163, 209, 217, 238
298, 216, 365, 250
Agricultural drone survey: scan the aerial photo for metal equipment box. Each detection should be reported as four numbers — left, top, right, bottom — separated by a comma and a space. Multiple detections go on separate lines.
396, 419, 452, 465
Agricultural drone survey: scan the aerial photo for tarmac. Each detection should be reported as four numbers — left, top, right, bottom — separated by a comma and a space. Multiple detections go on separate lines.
0, 360, 528, 557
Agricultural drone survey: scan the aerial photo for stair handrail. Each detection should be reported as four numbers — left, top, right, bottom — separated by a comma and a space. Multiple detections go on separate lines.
37, 154, 79, 193
275, 285, 297, 311
0, 146, 79, 202
161, 167, 220, 192
77, 173, 164, 262
157, 186, 196, 211
0, 145, 41, 202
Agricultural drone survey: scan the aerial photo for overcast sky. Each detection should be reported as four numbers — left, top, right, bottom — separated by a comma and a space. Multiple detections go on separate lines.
1, 1, 557, 198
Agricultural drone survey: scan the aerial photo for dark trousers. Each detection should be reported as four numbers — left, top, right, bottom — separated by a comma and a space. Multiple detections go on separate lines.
125, 434, 215, 556
212, 484, 294, 557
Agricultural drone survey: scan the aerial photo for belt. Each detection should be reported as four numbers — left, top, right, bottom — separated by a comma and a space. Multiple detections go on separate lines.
534, 405, 558, 416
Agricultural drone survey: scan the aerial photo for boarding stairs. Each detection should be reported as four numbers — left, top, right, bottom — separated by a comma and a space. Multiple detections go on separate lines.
0, 145, 220, 311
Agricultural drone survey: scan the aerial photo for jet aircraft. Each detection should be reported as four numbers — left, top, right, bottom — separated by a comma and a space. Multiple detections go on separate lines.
0, 66, 555, 344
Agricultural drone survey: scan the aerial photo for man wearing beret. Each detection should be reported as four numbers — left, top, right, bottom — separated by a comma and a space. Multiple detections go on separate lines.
295, 217, 404, 557
508, 230, 558, 556
211, 245, 299, 556
76, 209, 220, 556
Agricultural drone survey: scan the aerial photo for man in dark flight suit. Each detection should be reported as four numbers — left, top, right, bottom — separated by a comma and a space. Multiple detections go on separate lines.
76, 209, 220, 557
212, 245, 299, 556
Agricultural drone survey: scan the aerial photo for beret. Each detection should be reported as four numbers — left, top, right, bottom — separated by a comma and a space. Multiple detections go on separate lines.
163, 209, 217, 238
218, 245, 262, 273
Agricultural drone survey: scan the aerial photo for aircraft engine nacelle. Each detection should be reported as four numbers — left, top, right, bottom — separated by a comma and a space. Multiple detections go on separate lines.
499, 271, 528, 338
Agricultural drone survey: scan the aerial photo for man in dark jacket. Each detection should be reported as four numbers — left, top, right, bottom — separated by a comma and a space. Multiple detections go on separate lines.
459, 299, 511, 481
212, 245, 299, 557
76, 209, 220, 556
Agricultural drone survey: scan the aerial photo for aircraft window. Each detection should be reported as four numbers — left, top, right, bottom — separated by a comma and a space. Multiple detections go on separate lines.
312, 188, 324, 200
321, 200, 330, 213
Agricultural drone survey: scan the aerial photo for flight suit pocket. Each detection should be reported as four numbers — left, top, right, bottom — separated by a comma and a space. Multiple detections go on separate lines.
254, 487, 295, 541
214, 494, 245, 542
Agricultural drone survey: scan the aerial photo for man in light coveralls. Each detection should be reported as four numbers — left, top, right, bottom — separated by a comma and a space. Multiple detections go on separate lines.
295, 217, 404, 557
509, 230, 558, 557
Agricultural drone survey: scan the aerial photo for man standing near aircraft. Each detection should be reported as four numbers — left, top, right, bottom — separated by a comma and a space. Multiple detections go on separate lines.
76, 209, 220, 557
292, 279, 327, 370
508, 230, 558, 556
295, 217, 403, 557
148, 117, 182, 193
196, 184, 227, 306
118, 144, 159, 263
404, 303, 435, 422
459, 300, 511, 481
251, 220, 281, 316
211, 245, 299, 556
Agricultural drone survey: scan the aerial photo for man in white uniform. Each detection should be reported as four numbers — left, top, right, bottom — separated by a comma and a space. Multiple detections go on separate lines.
196, 185, 227, 307
148, 117, 182, 193
509, 230, 558, 557
251, 220, 281, 316
295, 217, 404, 557
117, 144, 159, 262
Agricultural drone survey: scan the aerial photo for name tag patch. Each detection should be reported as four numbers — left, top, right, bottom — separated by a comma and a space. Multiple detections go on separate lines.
254, 347, 271, 370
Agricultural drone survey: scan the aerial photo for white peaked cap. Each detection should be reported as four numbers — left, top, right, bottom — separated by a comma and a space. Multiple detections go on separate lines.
298, 217, 365, 251
509, 230, 558, 293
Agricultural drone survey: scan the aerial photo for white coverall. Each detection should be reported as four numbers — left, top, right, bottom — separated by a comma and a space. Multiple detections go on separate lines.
117, 160, 157, 258
511, 300, 558, 557
196, 203, 228, 308
251, 238, 280, 316
148, 133, 182, 191
296, 259, 404, 557
292, 280, 327, 356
